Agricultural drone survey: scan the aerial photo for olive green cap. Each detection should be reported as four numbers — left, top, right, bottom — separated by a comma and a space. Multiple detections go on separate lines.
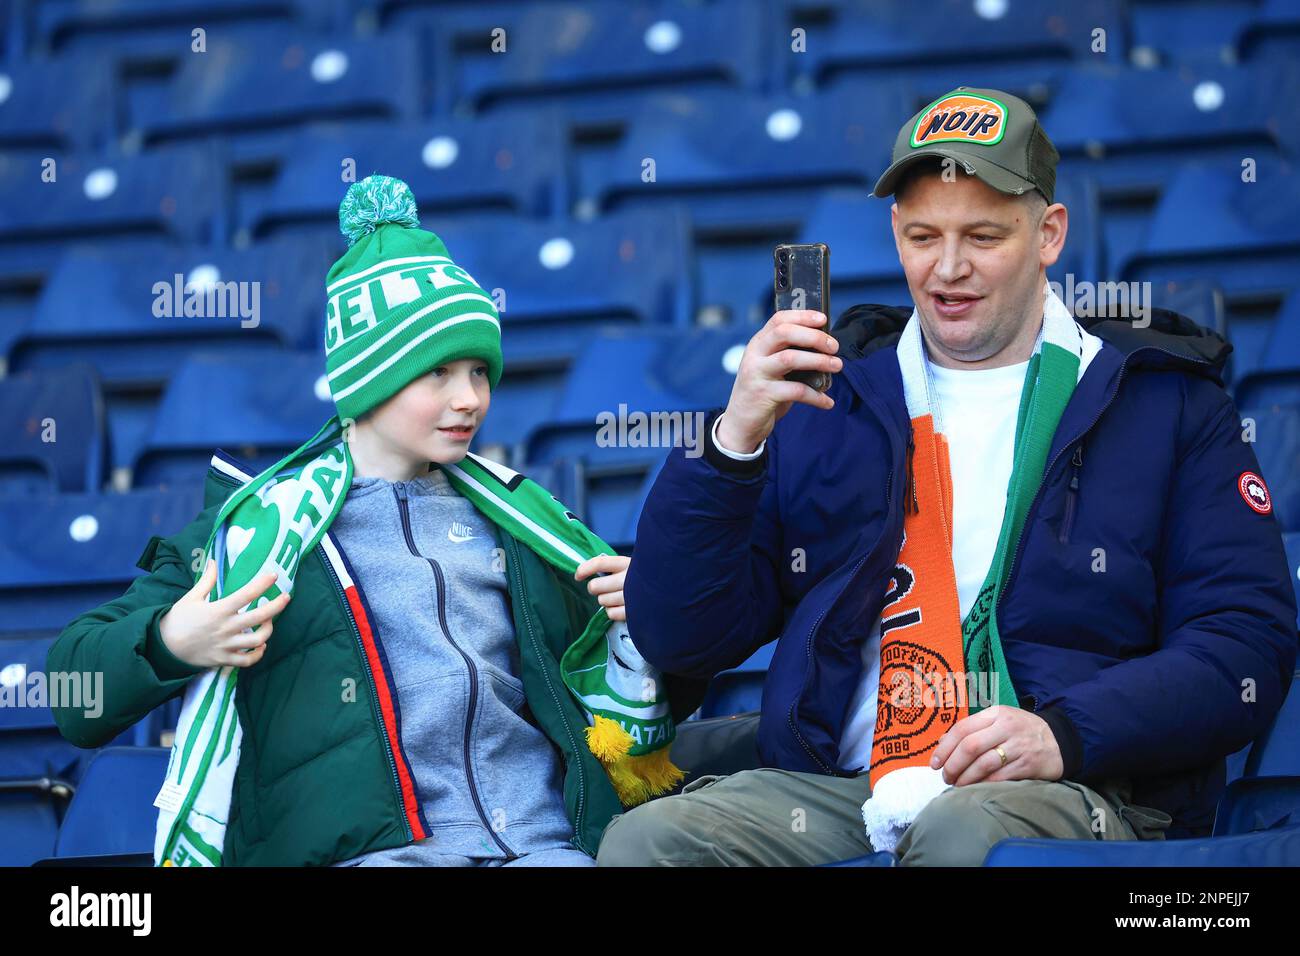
873, 87, 1060, 203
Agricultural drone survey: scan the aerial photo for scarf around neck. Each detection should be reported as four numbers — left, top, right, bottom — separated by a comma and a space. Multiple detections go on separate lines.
860, 285, 1086, 853
155, 417, 681, 866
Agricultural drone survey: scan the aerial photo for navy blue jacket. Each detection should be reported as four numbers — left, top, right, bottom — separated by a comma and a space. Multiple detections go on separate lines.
626, 305, 1298, 838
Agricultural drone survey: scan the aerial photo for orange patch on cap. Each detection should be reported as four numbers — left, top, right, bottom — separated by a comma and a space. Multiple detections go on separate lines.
911, 92, 1008, 148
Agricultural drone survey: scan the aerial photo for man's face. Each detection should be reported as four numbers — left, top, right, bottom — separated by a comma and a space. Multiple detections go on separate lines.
891, 171, 1066, 368
365, 357, 492, 465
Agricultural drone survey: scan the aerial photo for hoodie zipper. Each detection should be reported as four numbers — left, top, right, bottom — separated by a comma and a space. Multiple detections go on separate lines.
1002, 344, 1213, 609
394, 483, 516, 859
1058, 445, 1084, 545
500, 533, 592, 854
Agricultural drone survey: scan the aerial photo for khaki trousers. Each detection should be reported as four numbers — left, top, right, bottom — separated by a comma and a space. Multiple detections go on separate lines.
596, 716, 1172, 867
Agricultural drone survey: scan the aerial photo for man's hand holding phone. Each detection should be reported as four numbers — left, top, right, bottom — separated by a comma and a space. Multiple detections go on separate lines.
715, 309, 842, 455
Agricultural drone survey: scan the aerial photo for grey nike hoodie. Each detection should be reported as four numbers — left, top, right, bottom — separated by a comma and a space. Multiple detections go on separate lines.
328, 466, 581, 864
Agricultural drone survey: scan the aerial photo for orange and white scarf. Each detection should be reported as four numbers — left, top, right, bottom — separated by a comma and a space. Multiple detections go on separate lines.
861, 286, 1086, 852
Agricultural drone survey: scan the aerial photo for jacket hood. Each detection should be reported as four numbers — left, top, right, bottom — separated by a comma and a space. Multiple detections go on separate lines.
831, 303, 1232, 387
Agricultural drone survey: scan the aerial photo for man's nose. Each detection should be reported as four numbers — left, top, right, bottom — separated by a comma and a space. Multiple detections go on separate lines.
933, 237, 972, 284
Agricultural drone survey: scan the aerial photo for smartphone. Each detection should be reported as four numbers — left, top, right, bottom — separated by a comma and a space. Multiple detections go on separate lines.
773, 242, 832, 393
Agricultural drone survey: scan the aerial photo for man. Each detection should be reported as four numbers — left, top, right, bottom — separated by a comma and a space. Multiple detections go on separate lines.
597, 88, 1297, 866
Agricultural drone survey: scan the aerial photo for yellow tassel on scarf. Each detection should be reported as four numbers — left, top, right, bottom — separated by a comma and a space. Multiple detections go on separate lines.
585, 715, 686, 807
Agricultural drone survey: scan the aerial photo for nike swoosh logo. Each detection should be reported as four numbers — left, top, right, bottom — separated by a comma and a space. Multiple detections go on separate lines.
448, 530, 476, 543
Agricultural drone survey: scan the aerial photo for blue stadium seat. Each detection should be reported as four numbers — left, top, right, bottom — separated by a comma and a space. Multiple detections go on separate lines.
577, 83, 907, 324
0, 484, 205, 631
982, 826, 1300, 865
0, 364, 106, 495
579, 83, 907, 232
0, 791, 64, 867
1128, 1, 1256, 68
444, 207, 697, 449
1049, 62, 1298, 203
1234, 293, 1300, 407
793, 188, 906, 314
1226, 742, 1252, 785
134, 351, 333, 488
6, 235, 336, 479
398, 0, 765, 119
239, 114, 567, 240
521, 326, 746, 544
1213, 775, 1300, 836
433, 206, 695, 341
1236, 0, 1300, 66
788, 0, 1125, 87
1243, 670, 1300, 778
0, 631, 87, 785
699, 645, 774, 719
525, 325, 745, 464
0, 144, 224, 247
1148, 280, 1226, 338
1118, 163, 1300, 301
8, 236, 332, 387
0, 629, 80, 866
126, 29, 420, 146
472, 355, 570, 457
48, 747, 171, 860
0, 52, 115, 152
32, 0, 335, 57
0, 629, 174, 784
0, 247, 84, 360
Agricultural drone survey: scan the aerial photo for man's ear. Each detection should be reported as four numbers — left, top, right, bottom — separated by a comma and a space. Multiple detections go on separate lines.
890, 201, 902, 261
1038, 202, 1069, 270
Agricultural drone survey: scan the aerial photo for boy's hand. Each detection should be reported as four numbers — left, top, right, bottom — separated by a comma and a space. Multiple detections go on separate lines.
574, 554, 632, 622
157, 560, 291, 669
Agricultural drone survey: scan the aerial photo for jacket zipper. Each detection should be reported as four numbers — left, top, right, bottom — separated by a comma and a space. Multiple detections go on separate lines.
500, 533, 592, 854
1058, 445, 1084, 545
787, 466, 898, 776
394, 483, 516, 859
318, 541, 411, 841
1002, 344, 1213, 611
903, 430, 918, 515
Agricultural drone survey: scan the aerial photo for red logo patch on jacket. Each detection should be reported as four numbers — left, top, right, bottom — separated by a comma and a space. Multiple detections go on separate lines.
1238, 471, 1272, 514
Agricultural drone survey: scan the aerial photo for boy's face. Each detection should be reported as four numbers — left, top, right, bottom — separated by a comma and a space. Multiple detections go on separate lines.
365, 357, 492, 465
890, 171, 1066, 368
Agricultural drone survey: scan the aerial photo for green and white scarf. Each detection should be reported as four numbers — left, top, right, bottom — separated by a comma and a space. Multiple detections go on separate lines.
155, 417, 682, 867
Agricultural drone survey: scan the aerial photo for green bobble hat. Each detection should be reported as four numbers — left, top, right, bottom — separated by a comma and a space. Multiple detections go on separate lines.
324, 174, 503, 423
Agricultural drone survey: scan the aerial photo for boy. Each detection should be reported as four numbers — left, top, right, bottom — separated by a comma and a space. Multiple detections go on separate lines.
48, 175, 701, 866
